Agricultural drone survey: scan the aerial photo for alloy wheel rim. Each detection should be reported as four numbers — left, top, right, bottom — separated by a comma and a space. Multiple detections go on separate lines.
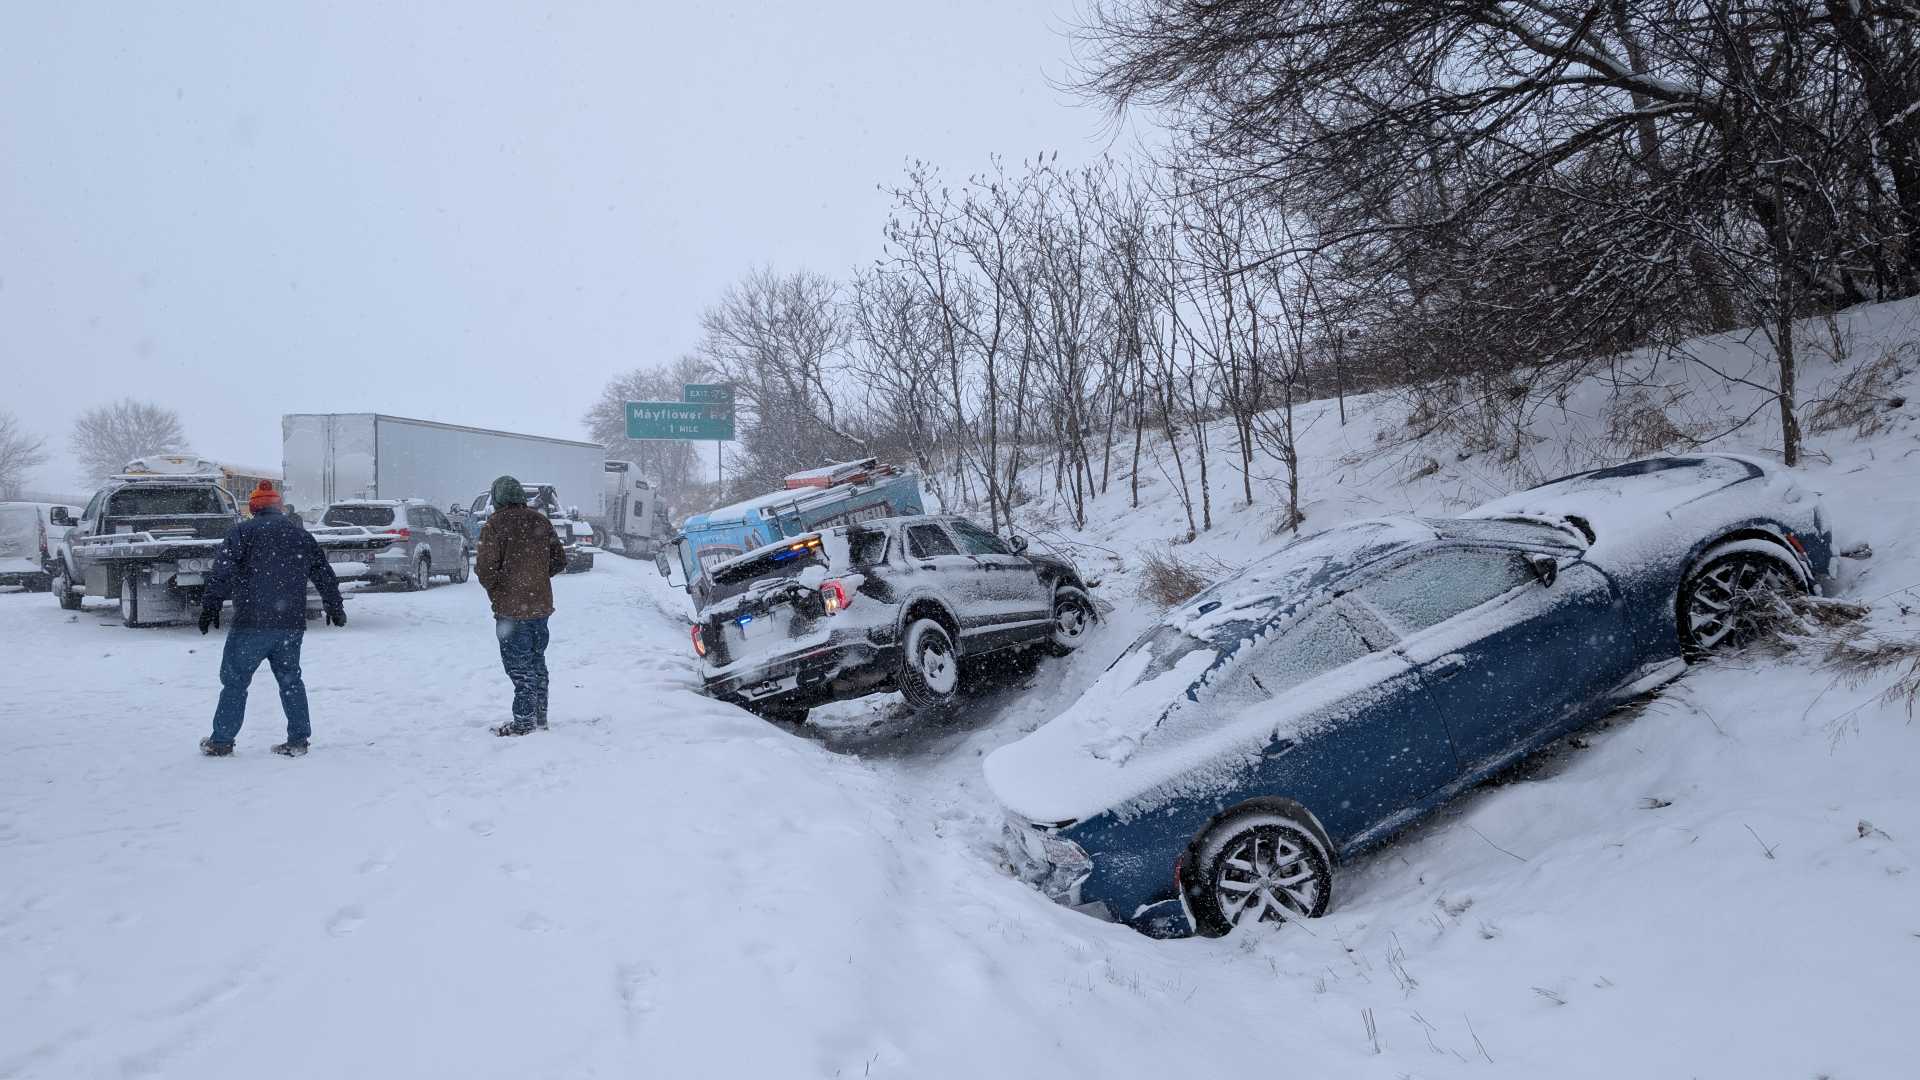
1056, 603, 1088, 640
918, 634, 956, 694
1214, 831, 1319, 927
1687, 557, 1794, 651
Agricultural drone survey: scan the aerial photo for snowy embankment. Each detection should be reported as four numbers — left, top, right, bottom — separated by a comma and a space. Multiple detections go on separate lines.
3, 301, 1919, 1078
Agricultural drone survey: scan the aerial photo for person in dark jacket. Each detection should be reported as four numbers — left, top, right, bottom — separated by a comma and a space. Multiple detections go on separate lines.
197, 480, 346, 758
475, 474, 565, 737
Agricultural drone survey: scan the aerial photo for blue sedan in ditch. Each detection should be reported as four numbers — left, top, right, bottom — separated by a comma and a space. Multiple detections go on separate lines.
986, 455, 1836, 937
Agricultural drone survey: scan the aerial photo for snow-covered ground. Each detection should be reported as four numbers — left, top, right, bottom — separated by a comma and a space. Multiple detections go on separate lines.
6, 302, 1920, 1078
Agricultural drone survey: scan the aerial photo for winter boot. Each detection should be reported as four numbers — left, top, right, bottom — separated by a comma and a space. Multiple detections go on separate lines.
493, 718, 537, 737
535, 702, 548, 731
270, 740, 309, 758
200, 737, 234, 757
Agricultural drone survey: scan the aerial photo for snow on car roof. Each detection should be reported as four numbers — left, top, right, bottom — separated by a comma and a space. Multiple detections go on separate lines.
985, 517, 1437, 823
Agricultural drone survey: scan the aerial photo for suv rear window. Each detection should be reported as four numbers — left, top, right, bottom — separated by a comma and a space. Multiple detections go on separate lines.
848, 527, 889, 566
325, 505, 396, 528
706, 539, 830, 606
108, 487, 228, 516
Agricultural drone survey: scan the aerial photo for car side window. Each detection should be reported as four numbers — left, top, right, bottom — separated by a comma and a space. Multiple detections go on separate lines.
471, 494, 488, 515
83, 492, 104, 522
1216, 605, 1372, 707
1352, 547, 1536, 635
949, 520, 1010, 556
906, 524, 959, 559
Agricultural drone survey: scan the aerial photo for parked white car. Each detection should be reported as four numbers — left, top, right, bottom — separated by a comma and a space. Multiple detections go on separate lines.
0, 502, 79, 591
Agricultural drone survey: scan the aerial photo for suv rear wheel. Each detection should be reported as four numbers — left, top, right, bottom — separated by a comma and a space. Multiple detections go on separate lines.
897, 617, 960, 712
409, 553, 430, 591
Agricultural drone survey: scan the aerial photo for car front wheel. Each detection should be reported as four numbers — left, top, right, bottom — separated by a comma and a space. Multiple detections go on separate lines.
897, 617, 960, 712
1186, 808, 1333, 937
52, 563, 81, 611
1044, 586, 1095, 657
1679, 547, 1804, 657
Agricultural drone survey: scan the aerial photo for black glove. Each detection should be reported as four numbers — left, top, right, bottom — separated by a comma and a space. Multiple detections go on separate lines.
198, 606, 220, 635
326, 608, 347, 628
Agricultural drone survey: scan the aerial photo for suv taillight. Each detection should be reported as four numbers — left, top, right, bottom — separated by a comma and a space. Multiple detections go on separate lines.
820, 579, 853, 614
690, 623, 708, 658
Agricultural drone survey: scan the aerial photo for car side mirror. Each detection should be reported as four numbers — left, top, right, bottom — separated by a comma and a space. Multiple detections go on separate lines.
1009, 535, 1029, 554
1526, 553, 1559, 587
49, 508, 73, 526
655, 550, 672, 578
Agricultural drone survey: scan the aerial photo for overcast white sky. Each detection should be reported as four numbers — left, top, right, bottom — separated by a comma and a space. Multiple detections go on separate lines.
1, 1, 1141, 494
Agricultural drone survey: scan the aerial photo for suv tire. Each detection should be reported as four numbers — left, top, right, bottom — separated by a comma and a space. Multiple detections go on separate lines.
897, 616, 960, 712
409, 554, 430, 591
1045, 586, 1095, 657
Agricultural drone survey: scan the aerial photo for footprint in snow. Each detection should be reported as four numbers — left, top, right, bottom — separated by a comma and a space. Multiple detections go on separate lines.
358, 854, 392, 875
500, 862, 532, 881
326, 907, 366, 937
616, 963, 656, 1022
517, 912, 559, 934
470, 820, 495, 837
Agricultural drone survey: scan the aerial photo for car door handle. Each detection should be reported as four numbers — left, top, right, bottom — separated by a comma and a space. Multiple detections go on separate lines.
1265, 739, 1296, 759
1428, 655, 1468, 682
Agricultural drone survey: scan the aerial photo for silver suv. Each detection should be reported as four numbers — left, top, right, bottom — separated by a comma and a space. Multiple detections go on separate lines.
316, 499, 470, 589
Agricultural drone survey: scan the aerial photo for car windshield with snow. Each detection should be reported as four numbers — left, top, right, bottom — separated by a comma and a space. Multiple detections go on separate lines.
986, 455, 1836, 938
694, 515, 1099, 723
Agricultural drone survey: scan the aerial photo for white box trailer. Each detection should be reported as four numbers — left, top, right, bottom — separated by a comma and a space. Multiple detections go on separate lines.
281, 414, 605, 520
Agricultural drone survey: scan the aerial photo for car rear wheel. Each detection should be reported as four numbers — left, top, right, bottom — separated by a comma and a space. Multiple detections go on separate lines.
120, 578, 142, 628
409, 554, 430, 591
1186, 808, 1333, 937
1679, 548, 1804, 657
52, 563, 81, 610
451, 550, 471, 583
897, 617, 960, 712
1044, 586, 1095, 657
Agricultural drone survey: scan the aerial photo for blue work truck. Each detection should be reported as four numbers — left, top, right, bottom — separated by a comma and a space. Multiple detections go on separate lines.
660, 460, 925, 611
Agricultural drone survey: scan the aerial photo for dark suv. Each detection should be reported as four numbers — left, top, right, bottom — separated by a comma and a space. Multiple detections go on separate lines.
694, 515, 1098, 723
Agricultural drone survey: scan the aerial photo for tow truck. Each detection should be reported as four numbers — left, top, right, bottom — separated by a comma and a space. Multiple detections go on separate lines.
657, 459, 925, 612
49, 459, 397, 628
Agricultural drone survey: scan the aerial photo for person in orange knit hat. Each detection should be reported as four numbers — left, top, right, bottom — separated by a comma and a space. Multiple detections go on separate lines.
196, 480, 347, 757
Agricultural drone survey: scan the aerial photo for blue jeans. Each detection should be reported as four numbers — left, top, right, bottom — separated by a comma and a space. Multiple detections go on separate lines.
210, 629, 311, 746
496, 617, 550, 723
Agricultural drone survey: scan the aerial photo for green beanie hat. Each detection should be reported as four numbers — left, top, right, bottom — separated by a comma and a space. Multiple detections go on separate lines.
491, 475, 528, 507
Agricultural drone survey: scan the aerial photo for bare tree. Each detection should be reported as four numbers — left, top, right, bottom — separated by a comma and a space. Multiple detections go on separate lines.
69, 399, 189, 486
699, 268, 863, 494
0, 412, 49, 500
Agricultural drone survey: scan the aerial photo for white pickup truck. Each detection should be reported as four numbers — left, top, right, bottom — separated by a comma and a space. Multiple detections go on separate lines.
50, 470, 396, 628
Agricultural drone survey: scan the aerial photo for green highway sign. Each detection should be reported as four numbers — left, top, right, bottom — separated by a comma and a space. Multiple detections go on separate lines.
625, 401, 735, 441
683, 383, 735, 405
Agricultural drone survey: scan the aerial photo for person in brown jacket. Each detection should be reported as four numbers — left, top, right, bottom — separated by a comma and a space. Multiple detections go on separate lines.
475, 475, 567, 736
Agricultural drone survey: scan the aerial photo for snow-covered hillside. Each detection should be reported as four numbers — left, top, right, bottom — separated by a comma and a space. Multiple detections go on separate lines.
4, 301, 1919, 1078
